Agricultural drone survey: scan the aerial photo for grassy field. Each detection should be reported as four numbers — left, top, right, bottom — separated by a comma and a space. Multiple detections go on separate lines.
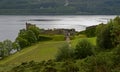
71, 37, 96, 48
0, 41, 66, 71
0, 41, 66, 65
0, 37, 96, 71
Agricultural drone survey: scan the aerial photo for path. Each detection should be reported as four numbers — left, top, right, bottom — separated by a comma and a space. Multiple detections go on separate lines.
66, 33, 71, 47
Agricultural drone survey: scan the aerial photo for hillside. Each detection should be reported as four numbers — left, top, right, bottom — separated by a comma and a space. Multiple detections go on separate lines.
0, 0, 120, 14
0, 41, 66, 71
0, 37, 96, 71
0, 41, 66, 65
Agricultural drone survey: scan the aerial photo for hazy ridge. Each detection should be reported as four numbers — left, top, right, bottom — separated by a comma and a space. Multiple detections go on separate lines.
0, 0, 120, 15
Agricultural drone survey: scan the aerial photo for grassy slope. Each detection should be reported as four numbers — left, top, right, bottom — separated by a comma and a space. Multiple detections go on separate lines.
0, 41, 66, 65
0, 37, 96, 71
0, 41, 66, 71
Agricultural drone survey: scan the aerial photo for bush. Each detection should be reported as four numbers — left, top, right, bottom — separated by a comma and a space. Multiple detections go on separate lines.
61, 61, 79, 72
110, 16, 120, 47
96, 17, 120, 49
113, 45, 120, 65
52, 35, 65, 41
16, 37, 30, 48
96, 24, 113, 49
85, 25, 97, 37
55, 44, 74, 61
74, 39, 94, 59
80, 52, 114, 72
38, 35, 52, 41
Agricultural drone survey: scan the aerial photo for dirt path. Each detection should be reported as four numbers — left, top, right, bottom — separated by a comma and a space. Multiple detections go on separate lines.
66, 36, 71, 47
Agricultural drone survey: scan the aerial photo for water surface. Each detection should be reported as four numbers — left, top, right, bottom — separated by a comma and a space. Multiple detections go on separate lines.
0, 15, 116, 41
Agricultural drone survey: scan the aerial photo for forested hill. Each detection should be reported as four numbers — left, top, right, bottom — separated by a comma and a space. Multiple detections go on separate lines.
0, 0, 120, 15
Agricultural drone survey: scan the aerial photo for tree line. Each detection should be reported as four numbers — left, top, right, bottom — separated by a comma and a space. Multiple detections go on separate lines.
0, 24, 66, 59
0, 40, 20, 58
0, 0, 120, 15
0, 24, 41, 59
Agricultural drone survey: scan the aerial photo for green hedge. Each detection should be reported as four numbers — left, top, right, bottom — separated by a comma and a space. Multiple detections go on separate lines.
38, 35, 65, 41
38, 35, 52, 41
52, 35, 65, 41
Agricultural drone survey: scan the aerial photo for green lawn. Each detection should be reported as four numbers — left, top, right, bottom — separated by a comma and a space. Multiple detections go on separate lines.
71, 37, 96, 48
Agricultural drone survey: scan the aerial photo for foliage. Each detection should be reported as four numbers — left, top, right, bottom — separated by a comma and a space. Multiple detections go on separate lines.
38, 35, 52, 41
0, 0, 120, 14
96, 24, 113, 49
39, 34, 66, 42
27, 25, 40, 40
9, 47, 120, 72
16, 37, 30, 48
113, 45, 120, 65
110, 16, 120, 47
52, 35, 65, 41
74, 39, 94, 59
16, 25, 40, 48
85, 25, 97, 37
10, 60, 56, 72
0, 42, 3, 57
10, 60, 79, 72
96, 16, 120, 49
12, 42, 20, 51
61, 61, 79, 72
78, 52, 114, 72
2, 40, 13, 56
55, 44, 74, 61
25, 30, 37, 43
0, 40, 20, 58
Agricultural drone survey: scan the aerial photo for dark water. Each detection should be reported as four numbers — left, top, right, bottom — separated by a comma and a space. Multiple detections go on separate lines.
0, 15, 116, 41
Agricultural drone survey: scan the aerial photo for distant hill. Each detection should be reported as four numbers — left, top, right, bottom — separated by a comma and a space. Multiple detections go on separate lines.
0, 0, 120, 15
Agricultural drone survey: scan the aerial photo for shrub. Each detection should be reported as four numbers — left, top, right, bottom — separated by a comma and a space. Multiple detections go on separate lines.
74, 39, 94, 59
61, 61, 79, 72
38, 35, 52, 41
96, 16, 120, 49
85, 25, 97, 37
110, 16, 120, 47
25, 30, 37, 43
113, 45, 120, 65
55, 44, 74, 61
52, 35, 65, 41
80, 52, 114, 72
16, 37, 30, 48
96, 24, 113, 49
27, 24, 40, 40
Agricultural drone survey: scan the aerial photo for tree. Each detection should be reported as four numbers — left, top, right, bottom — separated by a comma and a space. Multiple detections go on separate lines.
75, 39, 94, 59
96, 16, 120, 49
12, 42, 21, 51
96, 23, 113, 49
3, 40, 13, 56
16, 28, 38, 48
16, 37, 30, 48
27, 25, 40, 40
0, 42, 3, 57
16, 24, 41, 49
110, 16, 120, 47
25, 30, 37, 43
